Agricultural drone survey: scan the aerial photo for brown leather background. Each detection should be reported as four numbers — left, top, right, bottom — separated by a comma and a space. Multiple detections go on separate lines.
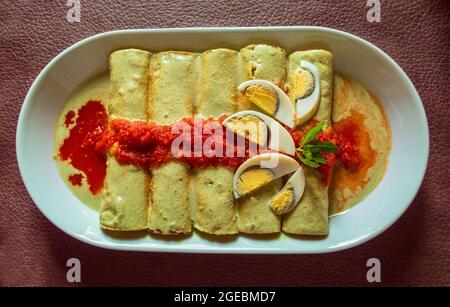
1, 0, 449, 287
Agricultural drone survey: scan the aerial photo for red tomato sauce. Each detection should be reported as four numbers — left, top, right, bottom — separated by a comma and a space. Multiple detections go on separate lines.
59, 101, 108, 194
68, 173, 83, 186
64, 110, 75, 127
60, 100, 361, 193
330, 111, 377, 210
96, 116, 263, 170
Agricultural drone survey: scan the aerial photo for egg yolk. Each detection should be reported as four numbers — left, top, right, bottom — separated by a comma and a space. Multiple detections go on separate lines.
236, 168, 275, 196
294, 68, 315, 99
224, 115, 267, 146
270, 183, 295, 215
244, 84, 279, 115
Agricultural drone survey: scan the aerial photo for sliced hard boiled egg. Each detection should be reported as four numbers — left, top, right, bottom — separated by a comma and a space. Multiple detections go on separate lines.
270, 182, 295, 215
222, 110, 296, 155
235, 167, 275, 197
243, 84, 278, 115
221, 113, 268, 146
293, 67, 315, 99
233, 153, 300, 198
295, 61, 321, 126
238, 79, 296, 129
270, 167, 305, 215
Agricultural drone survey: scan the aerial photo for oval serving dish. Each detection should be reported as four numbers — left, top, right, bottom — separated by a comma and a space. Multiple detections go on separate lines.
16, 26, 428, 253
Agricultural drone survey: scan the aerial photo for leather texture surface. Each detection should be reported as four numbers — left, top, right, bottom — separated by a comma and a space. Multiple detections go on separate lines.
1, 0, 449, 286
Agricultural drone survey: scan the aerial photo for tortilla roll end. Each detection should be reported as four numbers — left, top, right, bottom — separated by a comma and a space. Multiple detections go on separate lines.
193, 49, 239, 235
147, 51, 197, 234
236, 44, 286, 234
282, 49, 334, 235
288, 49, 334, 127
100, 156, 150, 231
100, 49, 151, 231
240, 44, 287, 85
194, 167, 238, 235
237, 178, 283, 234
109, 49, 152, 121
282, 170, 329, 235
148, 161, 193, 234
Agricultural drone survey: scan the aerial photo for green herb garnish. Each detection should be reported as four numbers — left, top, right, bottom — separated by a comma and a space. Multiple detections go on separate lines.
296, 121, 339, 168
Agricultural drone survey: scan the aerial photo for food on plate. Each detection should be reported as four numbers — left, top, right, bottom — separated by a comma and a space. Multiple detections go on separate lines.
240, 44, 287, 87
271, 167, 306, 215
222, 110, 296, 155
54, 75, 109, 210
282, 50, 334, 235
54, 43, 391, 238
238, 79, 296, 129
270, 182, 295, 215
222, 114, 268, 146
235, 167, 275, 196
148, 51, 196, 234
294, 61, 321, 125
241, 84, 278, 115
236, 178, 283, 234
193, 49, 239, 235
235, 45, 290, 234
232, 153, 301, 198
232, 153, 306, 215
293, 65, 315, 99
100, 49, 151, 231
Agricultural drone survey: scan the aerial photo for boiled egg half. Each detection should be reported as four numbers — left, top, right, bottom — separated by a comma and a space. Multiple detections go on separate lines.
294, 60, 321, 126
222, 110, 296, 155
232, 153, 305, 215
238, 79, 296, 129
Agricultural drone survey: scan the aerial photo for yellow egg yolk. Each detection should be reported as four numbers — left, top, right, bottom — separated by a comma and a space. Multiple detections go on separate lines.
270, 183, 295, 215
236, 168, 275, 196
244, 84, 279, 116
294, 68, 315, 99
225, 115, 267, 146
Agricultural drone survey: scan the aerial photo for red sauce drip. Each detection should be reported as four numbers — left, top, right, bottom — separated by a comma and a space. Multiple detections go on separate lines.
68, 173, 83, 186
59, 101, 107, 194
330, 111, 377, 211
64, 110, 75, 127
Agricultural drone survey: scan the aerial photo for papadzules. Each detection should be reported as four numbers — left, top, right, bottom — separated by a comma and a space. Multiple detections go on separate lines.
282, 50, 334, 235
148, 51, 197, 234
236, 44, 285, 234
53, 39, 393, 241
193, 49, 239, 235
100, 49, 151, 231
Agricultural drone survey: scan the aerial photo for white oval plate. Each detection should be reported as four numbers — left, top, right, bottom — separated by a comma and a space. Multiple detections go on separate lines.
16, 26, 428, 254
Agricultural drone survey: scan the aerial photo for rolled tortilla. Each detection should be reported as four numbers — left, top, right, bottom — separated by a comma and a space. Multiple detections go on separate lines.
148, 52, 197, 234
193, 49, 239, 235
241, 44, 287, 85
100, 49, 151, 231
236, 44, 285, 234
282, 50, 334, 235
